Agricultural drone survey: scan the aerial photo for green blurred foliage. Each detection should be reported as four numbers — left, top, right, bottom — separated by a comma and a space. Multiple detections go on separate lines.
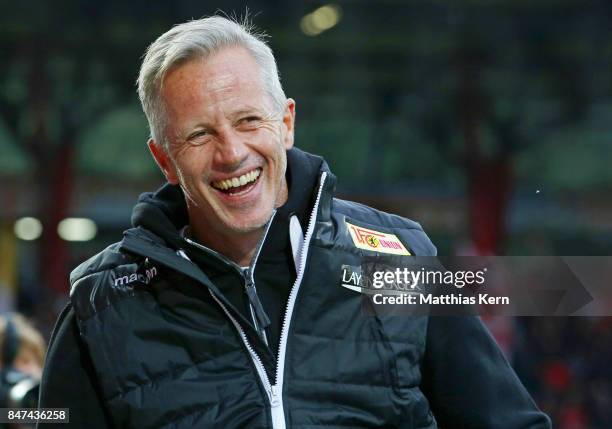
0, 119, 31, 174
0, 0, 610, 195
77, 104, 157, 178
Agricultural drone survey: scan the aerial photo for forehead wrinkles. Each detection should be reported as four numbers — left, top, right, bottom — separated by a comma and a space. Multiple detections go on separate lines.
203, 71, 249, 110
202, 52, 272, 112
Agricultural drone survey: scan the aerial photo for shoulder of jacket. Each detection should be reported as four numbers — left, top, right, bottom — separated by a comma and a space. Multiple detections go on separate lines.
332, 198, 423, 230
331, 197, 437, 256
69, 228, 165, 319
69, 241, 138, 291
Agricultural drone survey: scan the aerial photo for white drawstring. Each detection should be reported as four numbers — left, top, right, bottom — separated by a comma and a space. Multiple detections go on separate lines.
289, 215, 304, 272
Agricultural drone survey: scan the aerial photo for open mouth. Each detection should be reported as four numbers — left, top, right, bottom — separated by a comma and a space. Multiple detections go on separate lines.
211, 168, 262, 196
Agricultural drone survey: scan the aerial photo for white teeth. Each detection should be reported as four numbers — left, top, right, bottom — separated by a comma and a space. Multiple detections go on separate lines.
212, 168, 261, 191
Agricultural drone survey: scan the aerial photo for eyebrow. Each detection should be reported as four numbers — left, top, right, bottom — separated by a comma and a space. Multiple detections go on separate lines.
230, 107, 264, 119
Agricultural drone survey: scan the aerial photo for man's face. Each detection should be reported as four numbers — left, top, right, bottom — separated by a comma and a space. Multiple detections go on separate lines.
149, 47, 295, 237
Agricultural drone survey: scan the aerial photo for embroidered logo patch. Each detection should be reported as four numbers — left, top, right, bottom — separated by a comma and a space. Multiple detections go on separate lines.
346, 221, 411, 256
340, 264, 364, 293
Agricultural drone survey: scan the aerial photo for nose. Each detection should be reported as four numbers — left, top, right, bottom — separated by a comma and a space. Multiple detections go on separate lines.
212, 126, 248, 173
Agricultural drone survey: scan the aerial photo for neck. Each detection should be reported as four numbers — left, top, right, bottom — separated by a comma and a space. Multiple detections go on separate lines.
184, 179, 289, 267
187, 219, 265, 267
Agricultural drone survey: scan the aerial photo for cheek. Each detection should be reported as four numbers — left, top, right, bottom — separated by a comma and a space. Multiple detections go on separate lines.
255, 121, 284, 144
258, 128, 287, 160
266, 144, 288, 187
172, 148, 212, 184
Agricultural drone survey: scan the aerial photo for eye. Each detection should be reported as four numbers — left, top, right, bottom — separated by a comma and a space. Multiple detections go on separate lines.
236, 116, 262, 131
186, 130, 210, 144
240, 116, 261, 124
189, 130, 207, 138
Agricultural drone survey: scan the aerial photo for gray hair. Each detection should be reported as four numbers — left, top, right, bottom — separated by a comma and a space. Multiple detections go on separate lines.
137, 16, 286, 150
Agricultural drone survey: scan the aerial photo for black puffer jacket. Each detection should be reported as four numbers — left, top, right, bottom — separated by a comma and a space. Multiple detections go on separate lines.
39, 149, 550, 428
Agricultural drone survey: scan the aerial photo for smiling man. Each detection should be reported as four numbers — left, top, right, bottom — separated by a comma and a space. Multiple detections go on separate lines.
38, 16, 551, 429
147, 45, 295, 265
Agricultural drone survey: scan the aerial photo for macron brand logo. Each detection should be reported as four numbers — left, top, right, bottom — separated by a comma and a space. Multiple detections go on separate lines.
114, 266, 158, 287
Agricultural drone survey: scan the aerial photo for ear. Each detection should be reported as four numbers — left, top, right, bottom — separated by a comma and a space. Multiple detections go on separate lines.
281, 98, 296, 150
147, 138, 179, 185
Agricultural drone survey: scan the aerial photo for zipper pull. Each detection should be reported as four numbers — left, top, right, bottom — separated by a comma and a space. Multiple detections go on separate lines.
244, 277, 271, 330
270, 385, 281, 407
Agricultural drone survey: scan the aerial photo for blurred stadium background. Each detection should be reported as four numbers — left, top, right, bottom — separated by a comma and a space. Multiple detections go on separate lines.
0, 1, 610, 427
